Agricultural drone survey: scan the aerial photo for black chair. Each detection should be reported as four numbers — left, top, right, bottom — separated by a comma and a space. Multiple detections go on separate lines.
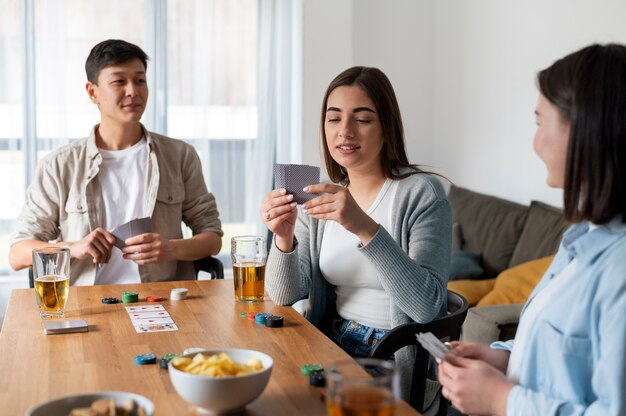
193, 256, 224, 280
369, 290, 469, 415
29, 257, 224, 285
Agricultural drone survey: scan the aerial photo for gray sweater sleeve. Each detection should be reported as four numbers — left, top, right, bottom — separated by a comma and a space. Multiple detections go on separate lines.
360, 175, 451, 323
265, 207, 313, 306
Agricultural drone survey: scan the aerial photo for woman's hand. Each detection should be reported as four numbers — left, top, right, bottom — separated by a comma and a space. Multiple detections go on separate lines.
439, 354, 514, 416
446, 341, 510, 373
260, 188, 297, 252
302, 184, 379, 244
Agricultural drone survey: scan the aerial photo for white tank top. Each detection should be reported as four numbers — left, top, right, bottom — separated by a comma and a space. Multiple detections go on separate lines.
319, 179, 398, 329
95, 138, 147, 285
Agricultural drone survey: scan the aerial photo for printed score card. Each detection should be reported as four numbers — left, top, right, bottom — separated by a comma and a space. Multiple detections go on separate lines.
125, 304, 179, 333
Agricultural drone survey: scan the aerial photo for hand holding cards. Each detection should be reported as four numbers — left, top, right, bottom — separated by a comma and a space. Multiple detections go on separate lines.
111, 217, 152, 249
416, 332, 452, 361
274, 164, 320, 204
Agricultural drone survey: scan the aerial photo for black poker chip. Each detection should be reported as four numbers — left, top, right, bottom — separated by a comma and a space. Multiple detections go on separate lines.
309, 369, 326, 387
265, 315, 284, 328
101, 297, 120, 304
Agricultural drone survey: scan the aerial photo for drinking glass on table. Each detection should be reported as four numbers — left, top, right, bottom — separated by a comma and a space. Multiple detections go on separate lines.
326, 358, 399, 416
231, 236, 267, 302
32, 247, 70, 319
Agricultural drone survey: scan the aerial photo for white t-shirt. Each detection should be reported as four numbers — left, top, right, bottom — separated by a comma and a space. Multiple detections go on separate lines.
95, 138, 147, 285
319, 179, 399, 329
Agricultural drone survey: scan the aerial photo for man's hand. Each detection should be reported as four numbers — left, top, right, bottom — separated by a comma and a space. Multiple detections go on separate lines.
122, 233, 176, 265
68, 227, 116, 264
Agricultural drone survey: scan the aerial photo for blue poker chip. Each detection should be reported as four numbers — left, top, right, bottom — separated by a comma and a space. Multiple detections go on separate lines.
254, 313, 272, 325
134, 353, 157, 365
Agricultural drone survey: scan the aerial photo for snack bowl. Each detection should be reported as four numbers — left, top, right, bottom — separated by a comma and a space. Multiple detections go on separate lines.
26, 391, 154, 416
168, 348, 273, 414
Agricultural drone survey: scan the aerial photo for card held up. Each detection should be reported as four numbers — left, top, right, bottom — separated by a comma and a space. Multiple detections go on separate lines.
111, 217, 152, 250
274, 163, 321, 204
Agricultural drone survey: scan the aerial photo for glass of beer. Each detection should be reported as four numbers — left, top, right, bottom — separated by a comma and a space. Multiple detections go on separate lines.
326, 358, 399, 416
231, 236, 266, 302
32, 247, 70, 319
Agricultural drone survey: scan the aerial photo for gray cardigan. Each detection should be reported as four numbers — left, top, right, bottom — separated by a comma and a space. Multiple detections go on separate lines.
266, 170, 452, 402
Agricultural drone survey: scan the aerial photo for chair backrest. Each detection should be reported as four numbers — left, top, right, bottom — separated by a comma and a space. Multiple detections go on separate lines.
30, 258, 225, 285
193, 256, 224, 280
28, 267, 34, 288
369, 290, 469, 414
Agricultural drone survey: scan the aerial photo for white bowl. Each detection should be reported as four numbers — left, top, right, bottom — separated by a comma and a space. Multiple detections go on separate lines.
168, 348, 273, 414
26, 391, 154, 416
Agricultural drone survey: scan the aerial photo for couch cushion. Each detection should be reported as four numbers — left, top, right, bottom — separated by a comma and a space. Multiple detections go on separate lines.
448, 185, 528, 278
477, 255, 554, 306
447, 278, 496, 306
449, 251, 484, 280
508, 201, 568, 267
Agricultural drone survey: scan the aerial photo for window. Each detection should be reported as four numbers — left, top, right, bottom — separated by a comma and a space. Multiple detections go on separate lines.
0, 0, 260, 274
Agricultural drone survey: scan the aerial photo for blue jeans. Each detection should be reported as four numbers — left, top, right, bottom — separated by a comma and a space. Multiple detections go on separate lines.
330, 319, 388, 357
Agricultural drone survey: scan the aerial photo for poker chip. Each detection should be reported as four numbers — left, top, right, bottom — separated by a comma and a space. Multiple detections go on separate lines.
309, 369, 327, 387
254, 313, 271, 325
246, 312, 257, 321
122, 291, 139, 303
101, 297, 119, 304
170, 288, 188, 300
160, 354, 178, 369
239, 312, 247, 318
134, 353, 157, 365
147, 295, 165, 302
301, 364, 323, 376
265, 315, 284, 328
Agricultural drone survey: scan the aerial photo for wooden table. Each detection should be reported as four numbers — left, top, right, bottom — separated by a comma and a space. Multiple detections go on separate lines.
0, 280, 420, 415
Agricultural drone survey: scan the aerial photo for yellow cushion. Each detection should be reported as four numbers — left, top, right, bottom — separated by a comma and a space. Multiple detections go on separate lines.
477, 255, 555, 306
448, 279, 496, 306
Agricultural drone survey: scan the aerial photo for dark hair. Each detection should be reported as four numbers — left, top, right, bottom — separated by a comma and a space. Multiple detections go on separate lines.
85, 39, 149, 84
538, 43, 626, 224
320, 66, 424, 183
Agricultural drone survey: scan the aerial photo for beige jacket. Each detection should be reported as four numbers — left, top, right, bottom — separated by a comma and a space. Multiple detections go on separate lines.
12, 125, 223, 285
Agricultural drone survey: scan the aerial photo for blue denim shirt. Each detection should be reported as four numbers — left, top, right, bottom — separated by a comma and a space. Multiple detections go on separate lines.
492, 219, 626, 415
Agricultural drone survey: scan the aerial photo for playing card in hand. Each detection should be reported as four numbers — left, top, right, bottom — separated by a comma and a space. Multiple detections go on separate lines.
274, 163, 321, 204
111, 217, 152, 249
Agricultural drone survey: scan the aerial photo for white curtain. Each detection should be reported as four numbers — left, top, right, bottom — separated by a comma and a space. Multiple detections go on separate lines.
245, 0, 303, 236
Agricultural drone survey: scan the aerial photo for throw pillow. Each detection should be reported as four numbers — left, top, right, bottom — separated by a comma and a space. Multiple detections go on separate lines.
508, 201, 568, 267
448, 279, 496, 306
448, 185, 528, 278
452, 222, 463, 251
449, 251, 483, 280
477, 255, 554, 306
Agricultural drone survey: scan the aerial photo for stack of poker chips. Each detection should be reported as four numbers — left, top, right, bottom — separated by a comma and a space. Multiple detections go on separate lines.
122, 291, 139, 303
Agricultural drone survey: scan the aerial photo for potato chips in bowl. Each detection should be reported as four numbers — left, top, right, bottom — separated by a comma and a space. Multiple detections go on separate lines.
168, 349, 272, 413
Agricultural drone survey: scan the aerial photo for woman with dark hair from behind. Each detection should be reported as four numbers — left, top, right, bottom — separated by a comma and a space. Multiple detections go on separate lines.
438, 43, 626, 415
260, 66, 451, 404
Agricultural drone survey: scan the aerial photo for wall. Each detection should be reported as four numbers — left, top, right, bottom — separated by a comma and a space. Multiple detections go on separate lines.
302, 0, 626, 206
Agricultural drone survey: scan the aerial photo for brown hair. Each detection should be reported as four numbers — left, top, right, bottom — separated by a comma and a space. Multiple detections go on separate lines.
320, 66, 424, 183
538, 44, 626, 224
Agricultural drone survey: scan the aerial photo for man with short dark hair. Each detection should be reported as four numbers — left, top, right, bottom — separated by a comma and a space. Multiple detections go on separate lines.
9, 39, 223, 285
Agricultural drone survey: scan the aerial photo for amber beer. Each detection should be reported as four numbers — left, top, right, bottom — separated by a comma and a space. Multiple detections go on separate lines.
32, 247, 70, 319
233, 262, 265, 302
326, 385, 396, 416
231, 236, 267, 302
35, 275, 70, 315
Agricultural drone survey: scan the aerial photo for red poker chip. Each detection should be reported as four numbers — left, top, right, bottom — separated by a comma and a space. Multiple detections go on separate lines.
147, 295, 165, 302
246, 312, 257, 321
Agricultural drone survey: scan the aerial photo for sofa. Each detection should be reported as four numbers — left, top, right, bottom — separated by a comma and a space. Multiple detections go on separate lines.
445, 185, 569, 344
